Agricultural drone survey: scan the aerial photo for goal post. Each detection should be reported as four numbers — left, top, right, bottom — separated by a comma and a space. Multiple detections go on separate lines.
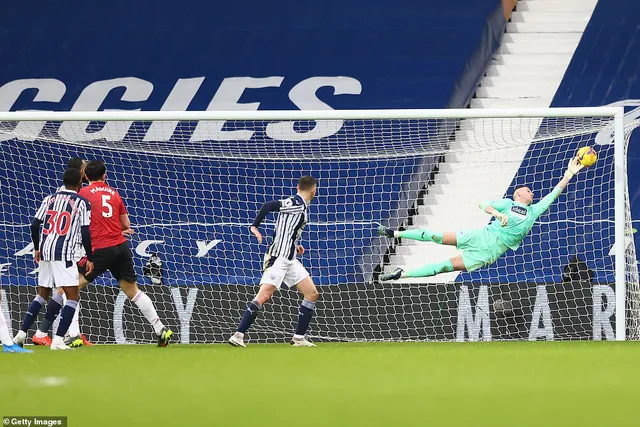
0, 107, 637, 343
614, 108, 627, 341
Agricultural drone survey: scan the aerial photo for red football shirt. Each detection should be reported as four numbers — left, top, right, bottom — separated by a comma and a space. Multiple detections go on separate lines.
79, 182, 128, 250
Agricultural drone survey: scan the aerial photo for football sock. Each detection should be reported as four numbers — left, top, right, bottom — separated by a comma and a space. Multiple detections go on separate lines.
405, 260, 454, 278
38, 293, 64, 335
294, 300, 315, 336
237, 299, 262, 333
68, 301, 81, 337
397, 229, 444, 244
21, 294, 46, 332
55, 300, 78, 338
131, 291, 165, 335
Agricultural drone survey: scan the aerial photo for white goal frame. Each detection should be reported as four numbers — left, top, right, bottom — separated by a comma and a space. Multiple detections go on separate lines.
0, 106, 630, 340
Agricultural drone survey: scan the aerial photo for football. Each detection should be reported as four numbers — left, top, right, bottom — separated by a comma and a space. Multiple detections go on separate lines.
577, 146, 597, 167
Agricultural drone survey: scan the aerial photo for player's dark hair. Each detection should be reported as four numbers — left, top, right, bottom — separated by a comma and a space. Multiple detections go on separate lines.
66, 157, 84, 171
63, 168, 82, 188
85, 160, 106, 181
298, 175, 316, 191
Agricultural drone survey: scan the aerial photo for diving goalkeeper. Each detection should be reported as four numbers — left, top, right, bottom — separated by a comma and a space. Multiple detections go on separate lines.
378, 156, 585, 281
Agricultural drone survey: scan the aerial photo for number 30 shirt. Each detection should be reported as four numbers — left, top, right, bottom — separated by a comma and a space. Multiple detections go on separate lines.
79, 182, 127, 250
33, 190, 92, 261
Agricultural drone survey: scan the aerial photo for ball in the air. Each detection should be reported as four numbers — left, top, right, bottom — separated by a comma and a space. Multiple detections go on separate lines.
577, 146, 597, 167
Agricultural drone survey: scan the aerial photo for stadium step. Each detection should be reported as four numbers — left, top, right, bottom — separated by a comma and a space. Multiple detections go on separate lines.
438, 162, 522, 177
507, 22, 587, 33
510, 12, 592, 24
417, 203, 492, 218
502, 33, 583, 44
422, 184, 516, 204
499, 41, 578, 55
455, 119, 543, 139
485, 64, 567, 77
491, 53, 571, 66
516, 0, 598, 13
395, 245, 416, 258
480, 75, 560, 87
470, 98, 552, 109
475, 84, 558, 98
446, 147, 532, 163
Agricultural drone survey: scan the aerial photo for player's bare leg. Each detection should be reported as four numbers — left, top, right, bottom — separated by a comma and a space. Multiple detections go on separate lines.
78, 275, 89, 289
381, 255, 466, 281
255, 283, 277, 306
120, 280, 173, 347
13, 287, 53, 347
291, 276, 319, 347
51, 286, 80, 351
229, 284, 276, 348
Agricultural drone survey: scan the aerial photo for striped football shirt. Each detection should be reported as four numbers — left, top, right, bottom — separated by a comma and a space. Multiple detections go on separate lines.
266, 194, 308, 262
34, 190, 91, 261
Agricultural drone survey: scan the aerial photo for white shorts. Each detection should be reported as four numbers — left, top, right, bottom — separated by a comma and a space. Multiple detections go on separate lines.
260, 257, 310, 289
38, 260, 79, 288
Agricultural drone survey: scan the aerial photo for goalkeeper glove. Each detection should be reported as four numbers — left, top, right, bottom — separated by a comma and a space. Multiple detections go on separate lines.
495, 212, 508, 227
564, 157, 584, 180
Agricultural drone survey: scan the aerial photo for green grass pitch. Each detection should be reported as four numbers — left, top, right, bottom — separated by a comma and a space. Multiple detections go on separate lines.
1, 342, 639, 427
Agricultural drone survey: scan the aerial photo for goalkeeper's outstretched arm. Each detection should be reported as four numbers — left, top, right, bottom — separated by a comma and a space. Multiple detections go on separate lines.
532, 156, 585, 218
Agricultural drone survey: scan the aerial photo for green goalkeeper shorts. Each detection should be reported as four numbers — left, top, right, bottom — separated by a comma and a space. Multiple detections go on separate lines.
455, 228, 509, 272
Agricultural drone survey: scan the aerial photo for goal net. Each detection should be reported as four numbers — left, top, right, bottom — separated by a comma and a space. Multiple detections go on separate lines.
0, 108, 637, 343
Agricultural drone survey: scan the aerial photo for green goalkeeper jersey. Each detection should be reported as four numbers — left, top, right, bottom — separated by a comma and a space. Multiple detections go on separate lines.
483, 185, 563, 250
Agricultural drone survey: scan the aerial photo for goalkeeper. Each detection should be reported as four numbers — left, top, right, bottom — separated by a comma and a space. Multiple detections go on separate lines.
378, 157, 585, 281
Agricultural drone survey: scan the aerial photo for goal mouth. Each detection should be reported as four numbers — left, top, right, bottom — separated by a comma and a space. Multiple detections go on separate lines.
0, 107, 637, 343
